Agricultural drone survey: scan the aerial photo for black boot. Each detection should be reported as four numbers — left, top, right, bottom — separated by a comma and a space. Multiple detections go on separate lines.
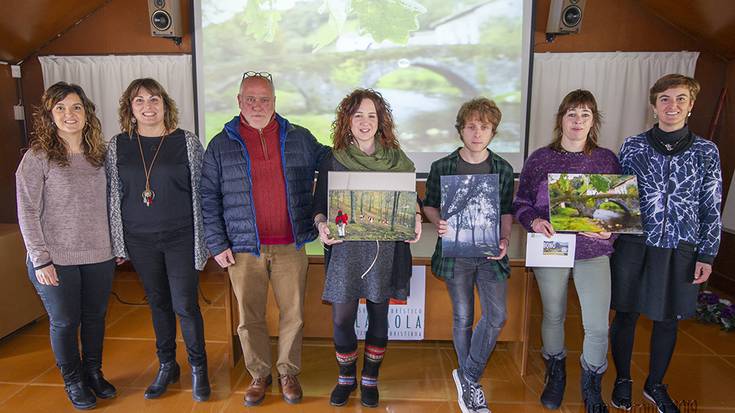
83, 370, 117, 399
61, 363, 97, 410
144, 361, 180, 399
330, 347, 358, 406
192, 363, 211, 402
82, 353, 116, 399
540, 355, 566, 409
611, 378, 633, 410
581, 366, 608, 413
360, 342, 386, 408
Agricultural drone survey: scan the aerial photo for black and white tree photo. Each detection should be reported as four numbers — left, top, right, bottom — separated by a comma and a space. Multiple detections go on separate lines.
440, 174, 500, 257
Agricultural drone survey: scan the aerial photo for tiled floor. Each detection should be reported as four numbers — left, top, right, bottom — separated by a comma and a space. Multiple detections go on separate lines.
1, 271, 733, 412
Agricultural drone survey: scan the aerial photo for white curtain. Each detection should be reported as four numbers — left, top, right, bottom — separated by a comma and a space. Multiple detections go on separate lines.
528, 51, 699, 155
39, 55, 195, 142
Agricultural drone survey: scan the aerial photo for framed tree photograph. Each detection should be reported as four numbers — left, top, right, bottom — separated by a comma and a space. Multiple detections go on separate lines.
440, 174, 500, 257
327, 171, 417, 241
547, 173, 643, 233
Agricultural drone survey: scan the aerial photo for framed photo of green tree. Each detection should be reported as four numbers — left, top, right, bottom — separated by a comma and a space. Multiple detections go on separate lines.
547, 173, 643, 233
327, 171, 417, 241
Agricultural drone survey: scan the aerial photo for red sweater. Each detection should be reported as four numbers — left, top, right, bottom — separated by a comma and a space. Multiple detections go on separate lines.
239, 115, 294, 245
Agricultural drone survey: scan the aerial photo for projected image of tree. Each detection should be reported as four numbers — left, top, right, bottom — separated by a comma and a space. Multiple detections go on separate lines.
327, 190, 417, 241
547, 173, 643, 234
201, 0, 523, 154
440, 174, 500, 257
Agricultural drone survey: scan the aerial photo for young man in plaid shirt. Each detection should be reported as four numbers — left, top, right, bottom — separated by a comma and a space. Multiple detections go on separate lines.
422, 98, 514, 413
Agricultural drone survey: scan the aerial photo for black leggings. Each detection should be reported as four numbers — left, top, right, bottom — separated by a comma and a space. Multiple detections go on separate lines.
610, 311, 678, 385
333, 299, 389, 352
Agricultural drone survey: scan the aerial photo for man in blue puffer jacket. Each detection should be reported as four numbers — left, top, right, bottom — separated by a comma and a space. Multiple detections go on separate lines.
200, 72, 328, 407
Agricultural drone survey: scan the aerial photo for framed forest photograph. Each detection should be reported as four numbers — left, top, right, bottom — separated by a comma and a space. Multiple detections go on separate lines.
440, 174, 500, 257
327, 171, 417, 241
547, 173, 643, 233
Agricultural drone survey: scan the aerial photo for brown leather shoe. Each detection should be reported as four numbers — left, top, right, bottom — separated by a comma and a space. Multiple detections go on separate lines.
244, 375, 272, 407
279, 374, 303, 404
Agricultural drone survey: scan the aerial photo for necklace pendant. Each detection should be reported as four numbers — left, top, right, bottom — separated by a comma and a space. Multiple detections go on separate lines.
142, 189, 155, 207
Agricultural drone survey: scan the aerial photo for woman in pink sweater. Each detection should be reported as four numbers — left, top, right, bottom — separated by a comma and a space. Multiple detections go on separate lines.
16, 82, 115, 410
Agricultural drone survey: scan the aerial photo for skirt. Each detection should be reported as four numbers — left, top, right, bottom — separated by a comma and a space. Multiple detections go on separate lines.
610, 235, 699, 321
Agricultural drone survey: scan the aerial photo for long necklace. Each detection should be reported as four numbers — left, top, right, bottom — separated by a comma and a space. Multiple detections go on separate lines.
135, 127, 168, 207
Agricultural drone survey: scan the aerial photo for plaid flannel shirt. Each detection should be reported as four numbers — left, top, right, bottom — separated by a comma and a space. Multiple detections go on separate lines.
423, 149, 514, 280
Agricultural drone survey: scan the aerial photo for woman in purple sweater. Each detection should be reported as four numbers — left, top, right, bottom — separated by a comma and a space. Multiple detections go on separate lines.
513, 90, 620, 413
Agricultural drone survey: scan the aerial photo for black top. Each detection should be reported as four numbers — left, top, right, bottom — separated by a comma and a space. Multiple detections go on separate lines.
117, 128, 193, 233
456, 154, 492, 175
647, 124, 694, 156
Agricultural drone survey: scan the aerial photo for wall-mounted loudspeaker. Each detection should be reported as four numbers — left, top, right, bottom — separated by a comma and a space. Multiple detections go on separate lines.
546, 0, 586, 35
148, 0, 183, 38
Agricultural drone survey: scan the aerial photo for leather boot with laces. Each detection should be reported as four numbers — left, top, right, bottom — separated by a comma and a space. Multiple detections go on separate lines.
279, 374, 303, 404
611, 378, 633, 410
581, 367, 608, 413
644, 382, 680, 413
144, 361, 180, 399
244, 375, 272, 407
540, 355, 566, 409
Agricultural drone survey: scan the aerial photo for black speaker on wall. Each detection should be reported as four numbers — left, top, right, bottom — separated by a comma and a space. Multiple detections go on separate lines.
148, 0, 183, 38
546, 0, 586, 35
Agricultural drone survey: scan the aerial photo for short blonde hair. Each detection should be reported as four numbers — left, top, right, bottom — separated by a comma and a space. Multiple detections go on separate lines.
454, 98, 502, 137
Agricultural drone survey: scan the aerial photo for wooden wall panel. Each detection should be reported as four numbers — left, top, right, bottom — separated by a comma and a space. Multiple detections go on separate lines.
712, 61, 735, 294
20, 0, 193, 120
0, 66, 25, 223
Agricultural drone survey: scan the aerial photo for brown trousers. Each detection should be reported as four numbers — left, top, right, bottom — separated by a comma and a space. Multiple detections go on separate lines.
228, 244, 308, 378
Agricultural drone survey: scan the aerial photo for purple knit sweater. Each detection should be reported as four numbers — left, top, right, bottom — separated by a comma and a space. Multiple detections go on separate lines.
513, 147, 622, 260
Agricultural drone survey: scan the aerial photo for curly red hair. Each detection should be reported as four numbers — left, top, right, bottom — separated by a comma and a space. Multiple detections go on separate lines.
331, 89, 400, 150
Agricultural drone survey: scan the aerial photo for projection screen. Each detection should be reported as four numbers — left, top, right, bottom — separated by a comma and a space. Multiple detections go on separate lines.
194, 0, 533, 173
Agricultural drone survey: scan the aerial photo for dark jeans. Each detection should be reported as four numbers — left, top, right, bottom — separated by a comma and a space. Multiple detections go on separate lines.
446, 258, 508, 383
27, 259, 115, 371
125, 226, 206, 366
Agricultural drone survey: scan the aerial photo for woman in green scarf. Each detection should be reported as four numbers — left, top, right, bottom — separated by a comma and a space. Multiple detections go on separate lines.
313, 89, 422, 408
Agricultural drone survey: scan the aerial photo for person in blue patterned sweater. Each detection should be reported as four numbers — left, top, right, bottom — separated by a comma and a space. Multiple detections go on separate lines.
609, 74, 722, 413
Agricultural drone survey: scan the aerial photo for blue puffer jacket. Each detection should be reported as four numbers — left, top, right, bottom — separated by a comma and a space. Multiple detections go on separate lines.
619, 128, 722, 263
201, 114, 329, 256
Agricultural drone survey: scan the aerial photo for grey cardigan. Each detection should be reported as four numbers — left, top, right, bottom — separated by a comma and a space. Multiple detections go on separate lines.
106, 129, 209, 271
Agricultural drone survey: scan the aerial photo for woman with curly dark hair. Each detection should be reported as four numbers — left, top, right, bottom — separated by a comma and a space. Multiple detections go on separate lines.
16, 82, 116, 410
106, 78, 210, 402
313, 89, 422, 408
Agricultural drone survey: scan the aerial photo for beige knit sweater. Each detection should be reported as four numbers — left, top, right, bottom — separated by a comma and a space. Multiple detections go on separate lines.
16, 150, 112, 268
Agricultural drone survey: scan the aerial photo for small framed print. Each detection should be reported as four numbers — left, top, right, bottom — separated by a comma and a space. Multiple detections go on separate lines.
525, 233, 576, 268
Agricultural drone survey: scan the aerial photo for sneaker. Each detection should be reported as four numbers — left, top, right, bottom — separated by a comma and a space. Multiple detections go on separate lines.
468, 381, 491, 413
611, 378, 632, 410
643, 383, 680, 413
452, 369, 472, 413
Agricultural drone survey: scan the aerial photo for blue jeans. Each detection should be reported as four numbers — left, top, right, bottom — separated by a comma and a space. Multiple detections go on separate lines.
27, 259, 115, 370
533, 255, 611, 370
446, 258, 508, 383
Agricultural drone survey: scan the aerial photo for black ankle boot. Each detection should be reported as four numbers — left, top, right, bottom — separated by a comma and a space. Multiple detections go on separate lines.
540, 355, 566, 410
330, 348, 358, 406
611, 378, 633, 410
144, 361, 180, 399
83, 369, 117, 399
581, 367, 608, 413
360, 343, 386, 408
192, 363, 211, 402
61, 363, 96, 410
